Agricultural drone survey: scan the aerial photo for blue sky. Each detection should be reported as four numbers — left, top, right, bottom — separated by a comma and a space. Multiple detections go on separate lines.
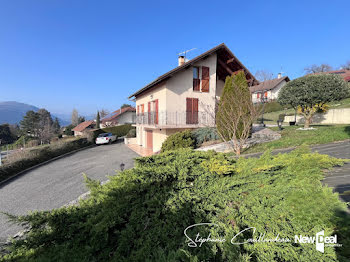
0, 0, 349, 117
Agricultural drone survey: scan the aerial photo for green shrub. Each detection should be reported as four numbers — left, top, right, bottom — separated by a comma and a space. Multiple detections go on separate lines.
93, 124, 134, 140
1, 148, 349, 262
192, 127, 220, 146
161, 130, 195, 152
263, 101, 285, 113
126, 128, 136, 138
0, 138, 91, 183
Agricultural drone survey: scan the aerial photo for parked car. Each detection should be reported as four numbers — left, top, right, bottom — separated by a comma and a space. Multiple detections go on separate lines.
95, 133, 117, 145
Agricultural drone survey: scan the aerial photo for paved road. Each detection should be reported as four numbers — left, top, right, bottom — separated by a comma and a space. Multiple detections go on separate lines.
0, 141, 138, 241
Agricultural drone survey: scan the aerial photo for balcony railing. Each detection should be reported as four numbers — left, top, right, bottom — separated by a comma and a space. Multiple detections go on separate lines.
136, 111, 215, 127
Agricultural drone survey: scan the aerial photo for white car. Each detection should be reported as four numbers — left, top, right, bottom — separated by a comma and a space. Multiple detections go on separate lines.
95, 133, 117, 145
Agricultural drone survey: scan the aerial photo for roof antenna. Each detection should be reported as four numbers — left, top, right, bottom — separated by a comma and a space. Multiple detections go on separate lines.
177, 48, 197, 61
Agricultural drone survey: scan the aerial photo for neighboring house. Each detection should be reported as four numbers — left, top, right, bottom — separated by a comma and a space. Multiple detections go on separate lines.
312, 69, 350, 82
100, 106, 136, 128
250, 75, 290, 103
72, 120, 95, 136
128, 43, 258, 153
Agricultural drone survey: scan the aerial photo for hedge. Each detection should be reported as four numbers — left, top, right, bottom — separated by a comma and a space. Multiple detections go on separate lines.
1, 147, 349, 261
0, 138, 91, 183
93, 124, 135, 140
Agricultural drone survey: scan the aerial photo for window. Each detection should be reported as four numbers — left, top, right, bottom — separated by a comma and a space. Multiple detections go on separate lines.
193, 67, 199, 79
193, 67, 200, 91
141, 104, 144, 114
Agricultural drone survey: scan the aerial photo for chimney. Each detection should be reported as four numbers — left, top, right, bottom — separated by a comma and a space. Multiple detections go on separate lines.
178, 55, 185, 66
277, 72, 282, 79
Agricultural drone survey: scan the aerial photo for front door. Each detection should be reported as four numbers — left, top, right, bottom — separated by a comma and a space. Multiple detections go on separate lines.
146, 130, 153, 150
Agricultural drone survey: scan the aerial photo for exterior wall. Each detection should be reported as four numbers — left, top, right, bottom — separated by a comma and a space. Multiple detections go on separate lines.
284, 108, 350, 125
216, 79, 225, 99
135, 82, 167, 147
252, 80, 287, 103
165, 53, 218, 114
134, 53, 218, 152
152, 129, 168, 152
117, 111, 136, 124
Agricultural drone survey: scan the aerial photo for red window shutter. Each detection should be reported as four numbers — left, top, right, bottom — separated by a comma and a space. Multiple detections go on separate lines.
201, 66, 209, 92
257, 93, 260, 99
186, 98, 192, 124
193, 98, 198, 124
141, 104, 144, 114
264, 91, 268, 98
137, 105, 139, 114
155, 99, 159, 124
148, 102, 151, 123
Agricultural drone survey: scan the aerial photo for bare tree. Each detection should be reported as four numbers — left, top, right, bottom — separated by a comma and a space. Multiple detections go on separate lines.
99, 109, 110, 118
255, 70, 274, 82
216, 72, 261, 155
71, 109, 79, 126
341, 61, 350, 70
304, 64, 333, 74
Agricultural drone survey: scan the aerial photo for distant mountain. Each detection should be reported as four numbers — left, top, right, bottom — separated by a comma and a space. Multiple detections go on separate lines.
0, 101, 70, 126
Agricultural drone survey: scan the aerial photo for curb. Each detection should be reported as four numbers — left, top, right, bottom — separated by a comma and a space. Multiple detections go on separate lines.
0, 144, 96, 187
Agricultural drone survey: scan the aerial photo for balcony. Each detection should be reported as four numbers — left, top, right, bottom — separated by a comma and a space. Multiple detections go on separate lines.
136, 111, 215, 128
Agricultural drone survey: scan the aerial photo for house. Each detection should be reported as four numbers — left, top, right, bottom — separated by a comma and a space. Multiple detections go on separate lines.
250, 74, 290, 103
313, 69, 350, 82
128, 43, 258, 153
72, 120, 95, 136
101, 106, 136, 128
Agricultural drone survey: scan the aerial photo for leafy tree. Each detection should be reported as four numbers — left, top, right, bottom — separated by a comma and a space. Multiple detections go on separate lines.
304, 64, 332, 74
0, 124, 16, 144
216, 71, 260, 155
96, 111, 100, 129
278, 74, 350, 128
71, 109, 79, 126
121, 103, 132, 109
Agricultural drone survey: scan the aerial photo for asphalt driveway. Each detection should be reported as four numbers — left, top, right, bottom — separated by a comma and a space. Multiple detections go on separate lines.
0, 141, 138, 241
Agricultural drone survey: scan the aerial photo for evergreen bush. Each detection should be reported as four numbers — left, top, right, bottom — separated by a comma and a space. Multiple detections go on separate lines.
126, 128, 136, 138
192, 127, 220, 146
1, 148, 349, 261
161, 130, 195, 152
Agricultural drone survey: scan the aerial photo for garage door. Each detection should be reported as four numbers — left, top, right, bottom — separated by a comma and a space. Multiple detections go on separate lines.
146, 130, 153, 151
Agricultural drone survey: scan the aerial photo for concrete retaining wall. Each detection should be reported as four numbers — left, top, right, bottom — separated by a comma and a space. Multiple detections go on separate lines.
284, 108, 350, 124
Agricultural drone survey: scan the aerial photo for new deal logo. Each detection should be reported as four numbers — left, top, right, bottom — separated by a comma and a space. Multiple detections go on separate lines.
294, 230, 340, 253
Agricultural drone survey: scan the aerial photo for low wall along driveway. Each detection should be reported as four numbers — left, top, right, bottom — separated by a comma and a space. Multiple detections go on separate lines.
284, 108, 350, 125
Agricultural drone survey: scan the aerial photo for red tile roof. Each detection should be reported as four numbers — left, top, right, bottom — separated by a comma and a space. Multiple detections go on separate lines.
250, 76, 290, 93
101, 106, 135, 123
72, 120, 95, 132
312, 70, 350, 82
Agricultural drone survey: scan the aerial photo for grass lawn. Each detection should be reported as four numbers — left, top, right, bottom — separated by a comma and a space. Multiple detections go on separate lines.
244, 124, 350, 154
